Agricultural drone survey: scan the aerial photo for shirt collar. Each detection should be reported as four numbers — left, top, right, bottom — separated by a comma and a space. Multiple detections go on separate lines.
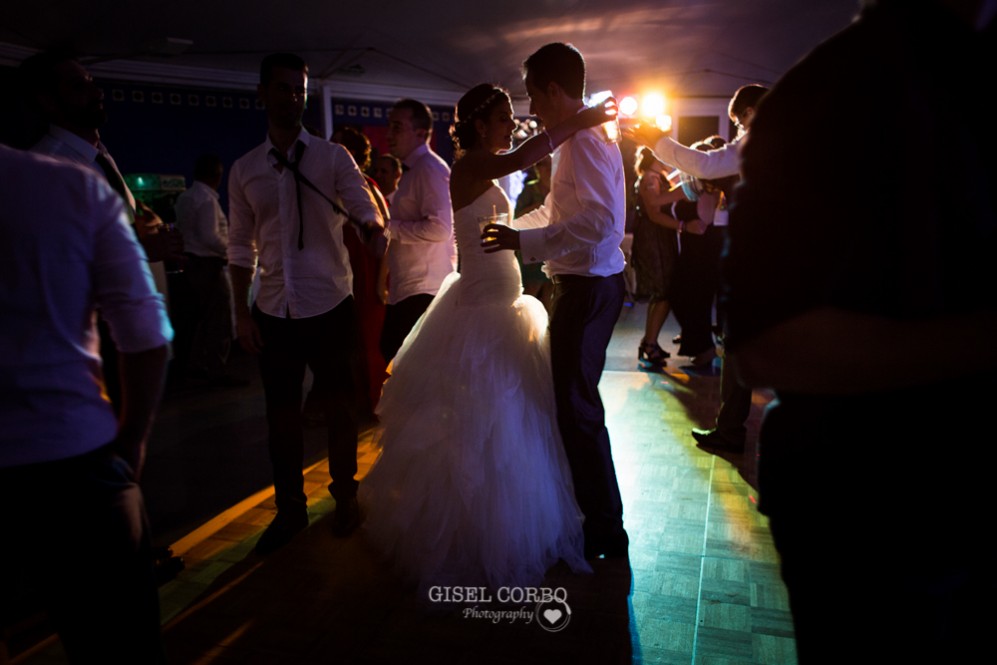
264, 126, 312, 162
47, 125, 100, 163
192, 180, 220, 199
402, 143, 429, 169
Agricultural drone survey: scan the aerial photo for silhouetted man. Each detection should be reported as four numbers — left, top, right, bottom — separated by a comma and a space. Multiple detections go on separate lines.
725, 1, 995, 661
1, 145, 172, 664
485, 42, 629, 560
630, 84, 769, 455
228, 53, 382, 554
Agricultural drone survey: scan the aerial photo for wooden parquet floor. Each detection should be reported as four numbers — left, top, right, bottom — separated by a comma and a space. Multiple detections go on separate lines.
9, 303, 794, 665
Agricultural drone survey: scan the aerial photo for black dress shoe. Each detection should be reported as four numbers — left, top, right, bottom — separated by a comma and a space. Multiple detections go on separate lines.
331, 496, 360, 537
254, 511, 309, 555
152, 546, 185, 585
691, 428, 745, 453
584, 529, 629, 560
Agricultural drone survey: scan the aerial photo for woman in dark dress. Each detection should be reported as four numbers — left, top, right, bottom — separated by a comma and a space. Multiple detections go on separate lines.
632, 147, 693, 368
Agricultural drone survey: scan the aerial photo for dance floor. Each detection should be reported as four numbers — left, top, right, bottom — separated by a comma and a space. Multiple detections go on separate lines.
9, 301, 793, 665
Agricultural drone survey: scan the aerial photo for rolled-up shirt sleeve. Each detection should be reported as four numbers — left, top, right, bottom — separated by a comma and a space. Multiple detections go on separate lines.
92, 184, 173, 353
226, 159, 258, 270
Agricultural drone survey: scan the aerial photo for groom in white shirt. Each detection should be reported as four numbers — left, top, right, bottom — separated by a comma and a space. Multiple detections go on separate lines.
484, 42, 629, 560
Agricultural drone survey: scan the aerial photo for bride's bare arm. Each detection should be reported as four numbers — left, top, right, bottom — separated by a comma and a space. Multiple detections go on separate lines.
458, 101, 615, 182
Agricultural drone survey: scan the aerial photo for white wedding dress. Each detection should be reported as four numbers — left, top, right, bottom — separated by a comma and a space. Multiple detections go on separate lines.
359, 184, 590, 592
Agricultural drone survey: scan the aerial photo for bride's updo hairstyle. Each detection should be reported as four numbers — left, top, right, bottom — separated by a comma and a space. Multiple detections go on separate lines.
451, 83, 511, 156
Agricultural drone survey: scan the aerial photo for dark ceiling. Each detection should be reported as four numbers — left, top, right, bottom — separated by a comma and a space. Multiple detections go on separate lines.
1, 0, 860, 102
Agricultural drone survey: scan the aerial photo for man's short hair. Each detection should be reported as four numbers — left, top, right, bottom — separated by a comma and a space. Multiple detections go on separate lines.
523, 43, 586, 100
18, 49, 78, 100
193, 153, 223, 181
391, 98, 433, 134
260, 53, 308, 86
728, 84, 769, 120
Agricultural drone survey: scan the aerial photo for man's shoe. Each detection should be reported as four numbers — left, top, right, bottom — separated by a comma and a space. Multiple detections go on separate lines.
331, 496, 360, 537
254, 511, 308, 555
584, 529, 629, 560
152, 546, 185, 585
691, 428, 745, 453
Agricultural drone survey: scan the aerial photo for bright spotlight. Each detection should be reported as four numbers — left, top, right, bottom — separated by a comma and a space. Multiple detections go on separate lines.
619, 96, 639, 117
641, 93, 667, 120
656, 114, 673, 131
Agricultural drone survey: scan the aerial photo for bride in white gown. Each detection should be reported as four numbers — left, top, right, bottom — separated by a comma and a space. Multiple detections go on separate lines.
359, 85, 613, 593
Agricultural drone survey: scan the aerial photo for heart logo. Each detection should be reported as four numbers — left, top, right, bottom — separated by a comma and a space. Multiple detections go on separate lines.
542, 609, 563, 624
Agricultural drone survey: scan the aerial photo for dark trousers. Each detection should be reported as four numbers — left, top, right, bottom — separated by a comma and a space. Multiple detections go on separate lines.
183, 255, 233, 377
254, 298, 360, 513
0, 447, 164, 664
714, 353, 752, 444
379, 293, 434, 364
549, 272, 626, 542
672, 225, 724, 356
768, 508, 990, 664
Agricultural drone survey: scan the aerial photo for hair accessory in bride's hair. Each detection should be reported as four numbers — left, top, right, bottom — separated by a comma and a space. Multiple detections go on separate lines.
462, 88, 506, 124
451, 85, 510, 152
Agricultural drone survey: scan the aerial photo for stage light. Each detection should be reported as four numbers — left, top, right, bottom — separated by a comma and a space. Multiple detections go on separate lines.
619, 96, 639, 117
641, 93, 667, 121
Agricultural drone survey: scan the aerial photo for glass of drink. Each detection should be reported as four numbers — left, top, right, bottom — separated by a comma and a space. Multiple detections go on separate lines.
588, 90, 620, 144
478, 212, 509, 236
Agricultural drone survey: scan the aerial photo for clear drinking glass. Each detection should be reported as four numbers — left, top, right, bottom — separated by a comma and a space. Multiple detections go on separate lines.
587, 90, 620, 144
478, 211, 509, 235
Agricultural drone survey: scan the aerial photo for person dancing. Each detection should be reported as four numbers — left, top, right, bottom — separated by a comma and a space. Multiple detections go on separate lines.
360, 84, 609, 593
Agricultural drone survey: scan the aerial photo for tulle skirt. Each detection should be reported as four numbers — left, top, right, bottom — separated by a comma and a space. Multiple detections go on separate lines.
359, 272, 590, 593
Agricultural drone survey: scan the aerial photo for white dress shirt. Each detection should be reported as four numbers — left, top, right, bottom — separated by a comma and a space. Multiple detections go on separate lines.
515, 126, 627, 277
227, 128, 383, 319
0, 146, 172, 467
384, 143, 455, 304
32, 125, 138, 212
32, 125, 171, 302
174, 180, 228, 259
652, 135, 741, 180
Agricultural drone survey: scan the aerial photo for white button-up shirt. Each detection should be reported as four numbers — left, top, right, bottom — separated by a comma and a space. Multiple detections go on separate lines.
227, 129, 383, 319
515, 126, 626, 277
32, 125, 138, 213
384, 143, 455, 304
653, 135, 742, 180
1, 147, 172, 467
174, 181, 228, 259
32, 125, 171, 304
